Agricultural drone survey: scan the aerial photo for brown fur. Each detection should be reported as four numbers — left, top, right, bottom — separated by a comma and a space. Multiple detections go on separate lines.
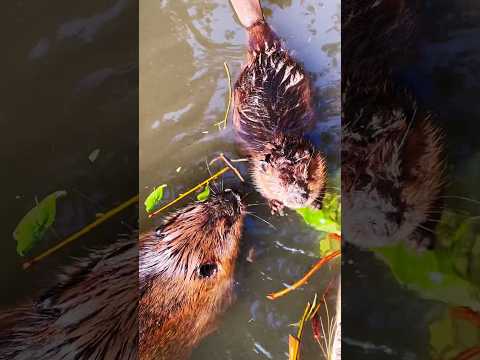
0, 240, 138, 359
233, 20, 326, 215
139, 190, 245, 359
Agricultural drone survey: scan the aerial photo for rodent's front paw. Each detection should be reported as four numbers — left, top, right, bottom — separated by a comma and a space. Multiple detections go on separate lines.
407, 231, 436, 252
269, 200, 285, 216
311, 198, 323, 210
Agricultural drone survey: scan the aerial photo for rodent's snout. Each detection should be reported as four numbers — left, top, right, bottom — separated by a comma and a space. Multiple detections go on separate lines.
221, 188, 245, 214
283, 183, 309, 208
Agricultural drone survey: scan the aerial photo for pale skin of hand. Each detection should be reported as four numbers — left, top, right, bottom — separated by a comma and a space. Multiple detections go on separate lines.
229, 0, 263, 28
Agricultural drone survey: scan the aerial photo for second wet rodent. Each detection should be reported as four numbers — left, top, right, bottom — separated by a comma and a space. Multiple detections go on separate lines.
232, 0, 327, 216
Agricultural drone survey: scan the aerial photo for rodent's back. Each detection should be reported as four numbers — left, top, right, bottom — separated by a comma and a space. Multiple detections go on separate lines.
0, 239, 138, 360
233, 21, 314, 153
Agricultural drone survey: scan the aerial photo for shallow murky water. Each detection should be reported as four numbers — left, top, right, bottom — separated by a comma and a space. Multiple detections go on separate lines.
140, 0, 340, 359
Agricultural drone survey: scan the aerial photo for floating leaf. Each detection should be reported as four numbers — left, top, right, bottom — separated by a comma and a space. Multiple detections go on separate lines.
319, 233, 341, 257
197, 184, 210, 202
430, 308, 480, 359
296, 207, 339, 234
88, 148, 101, 163
373, 242, 480, 311
13, 191, 67, 256
296, 193, 341, 235
144, 184, 167, 213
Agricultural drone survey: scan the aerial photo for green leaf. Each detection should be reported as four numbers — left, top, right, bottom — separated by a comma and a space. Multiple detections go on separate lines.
430, 309, 456, 357
373, 242, 480, 311
430, 308, 480, 359
144, 184, 167, 213
296, 193, 341, 234
319, 234, 341, 257
13, 191, 67, 256
197, 184, 210, 202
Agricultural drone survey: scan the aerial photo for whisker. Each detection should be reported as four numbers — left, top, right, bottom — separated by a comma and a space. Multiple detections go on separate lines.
247, 202, 268, 207
441, 195, 480, 206
416, 224, 436, 235
246, 212, 277, 230
399, 107, 417, 150
205, 160, 220, 193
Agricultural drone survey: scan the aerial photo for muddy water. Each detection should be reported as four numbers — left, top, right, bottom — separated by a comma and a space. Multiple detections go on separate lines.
140, 0, 340, 359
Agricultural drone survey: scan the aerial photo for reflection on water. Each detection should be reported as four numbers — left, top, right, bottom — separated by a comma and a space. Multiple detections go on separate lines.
140, 0, 339, 358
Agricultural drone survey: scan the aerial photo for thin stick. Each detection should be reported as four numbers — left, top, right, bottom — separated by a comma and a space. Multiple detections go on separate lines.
148, 167, 230, 218
215, 62, 232, 130
267, 250, 341, 300
22, 194, 139, 270
209, 153, 245, 182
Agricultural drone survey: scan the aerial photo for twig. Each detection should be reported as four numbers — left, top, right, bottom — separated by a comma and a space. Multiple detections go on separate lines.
267, 250, 341, 300
22, 194, 139, 270
148, 167, 230, 218
214, 62, 232, 130
210, 153, 245, 182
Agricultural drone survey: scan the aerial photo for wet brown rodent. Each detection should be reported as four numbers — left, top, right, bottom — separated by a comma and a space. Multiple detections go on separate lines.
139, 189, 245, 359
342, 0, 445, 250
0, 240, 138, 359
231, 0, 327, 216
0, 190, 245, 360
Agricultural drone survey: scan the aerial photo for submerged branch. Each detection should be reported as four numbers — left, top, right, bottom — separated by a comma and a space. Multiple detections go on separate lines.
267, 250, 341, 300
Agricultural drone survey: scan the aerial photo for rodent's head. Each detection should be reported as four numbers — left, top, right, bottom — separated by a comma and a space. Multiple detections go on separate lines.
140, 189, 245, 290
252, 134, 326, 209
343, 113, 444, 248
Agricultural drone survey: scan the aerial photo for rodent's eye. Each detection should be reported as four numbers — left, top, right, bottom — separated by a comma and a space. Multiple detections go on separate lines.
198, 263, 218, 278
260, 160, 269, 172
358, 174, 372, 187
264, 153, 272, 162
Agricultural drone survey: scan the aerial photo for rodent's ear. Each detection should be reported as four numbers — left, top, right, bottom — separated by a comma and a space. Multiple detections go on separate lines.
198, 263, 218, 279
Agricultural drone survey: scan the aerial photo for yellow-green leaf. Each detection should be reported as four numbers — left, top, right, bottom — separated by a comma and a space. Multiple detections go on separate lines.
145, 184, 167, 213
13, 191, 67, 256
197, 184, 210, 202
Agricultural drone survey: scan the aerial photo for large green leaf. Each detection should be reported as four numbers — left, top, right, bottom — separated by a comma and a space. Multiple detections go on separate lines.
374, 243, 480, 311
144, 184, 167, 213
13, 191, 67, 256
373, 212, 480, 311
296, 193, 341, 234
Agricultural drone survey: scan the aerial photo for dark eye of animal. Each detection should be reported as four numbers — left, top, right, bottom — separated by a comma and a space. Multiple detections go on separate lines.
264, 153, 271, 162
198, 263, 218, 278
358, 174, 372, 187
